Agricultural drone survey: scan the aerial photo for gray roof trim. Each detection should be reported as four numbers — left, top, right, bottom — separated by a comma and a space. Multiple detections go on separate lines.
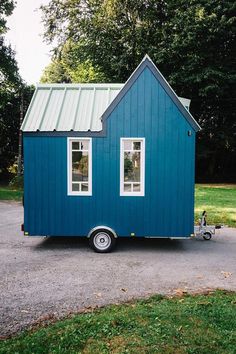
36, 83, 123, 89
101, 55, 201, 132
23, 131, 106, 137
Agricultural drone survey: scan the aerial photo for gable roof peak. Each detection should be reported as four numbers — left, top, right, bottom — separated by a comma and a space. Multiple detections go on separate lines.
142, 54, 152, 62
101, 55, 201, 132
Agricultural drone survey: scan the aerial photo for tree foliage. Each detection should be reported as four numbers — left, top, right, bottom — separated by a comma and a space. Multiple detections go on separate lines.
41, 0, 236, 181
41, 40, 106, 83
0, 0, 33, 181
0, 0, 20, 91
0, 0, 14, 35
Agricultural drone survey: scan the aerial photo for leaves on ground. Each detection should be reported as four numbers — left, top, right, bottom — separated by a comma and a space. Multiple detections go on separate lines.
173, 288, 188, 296
120, 288, 128, 292
221, 271, 233, 278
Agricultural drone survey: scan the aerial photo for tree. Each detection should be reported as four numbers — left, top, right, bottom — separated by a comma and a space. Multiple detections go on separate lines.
0, 0, 14, 35
156, 1, 236, 182
40, 40, 107, 83
41, 0, 168, 81
0, 1, 33, 181
0, 0, 20, 90
41, 0, 236, 181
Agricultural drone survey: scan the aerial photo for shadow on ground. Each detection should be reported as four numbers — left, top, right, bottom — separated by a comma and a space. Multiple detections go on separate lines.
34, 236, 197, 253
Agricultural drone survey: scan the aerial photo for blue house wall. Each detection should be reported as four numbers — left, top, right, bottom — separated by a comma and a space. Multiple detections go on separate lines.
23, 66, 196, 238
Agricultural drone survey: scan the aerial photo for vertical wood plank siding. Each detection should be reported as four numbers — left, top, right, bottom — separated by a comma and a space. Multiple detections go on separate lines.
24, 67, 195, 237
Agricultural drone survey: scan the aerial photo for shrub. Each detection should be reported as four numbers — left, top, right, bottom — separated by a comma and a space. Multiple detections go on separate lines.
9, 174, 24, 189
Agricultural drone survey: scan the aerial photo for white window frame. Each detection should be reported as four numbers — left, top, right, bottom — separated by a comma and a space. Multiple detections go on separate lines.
120, 138, 145, 197
67, 137, 92, 196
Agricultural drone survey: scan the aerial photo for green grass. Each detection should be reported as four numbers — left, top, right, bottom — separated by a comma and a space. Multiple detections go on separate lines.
0, 185, 23, 201
195, 184, 236, 227
0, 291, 235, 354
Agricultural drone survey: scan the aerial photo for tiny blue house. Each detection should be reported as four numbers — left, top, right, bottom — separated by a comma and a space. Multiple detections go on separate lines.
21, 55, 201, 252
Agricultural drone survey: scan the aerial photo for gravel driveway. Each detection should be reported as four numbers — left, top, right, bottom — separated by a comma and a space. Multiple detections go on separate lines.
0, 201, 235, 337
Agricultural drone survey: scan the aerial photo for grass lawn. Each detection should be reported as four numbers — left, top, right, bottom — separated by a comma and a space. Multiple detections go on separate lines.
0, 185, 23, 201
195, 184, 236, 227
0, 291, 235, 354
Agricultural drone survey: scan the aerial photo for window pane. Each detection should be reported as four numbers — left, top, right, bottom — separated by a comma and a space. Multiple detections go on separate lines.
124, 151, 140, 182
81, 183, 88, 191
80, 141, 89, 150
72, 151, 89, 182
124, 183, 131, 192
72, 142, 80, 150
133, 184, 141, 192
123, 140, 132, 150
133, 141, 141, 150
72, 183, 80, 191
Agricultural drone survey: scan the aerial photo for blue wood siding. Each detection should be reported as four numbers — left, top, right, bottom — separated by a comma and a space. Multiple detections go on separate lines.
24, 66, 195, 237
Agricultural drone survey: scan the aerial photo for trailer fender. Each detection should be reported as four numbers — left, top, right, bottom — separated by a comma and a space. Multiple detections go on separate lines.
88, 226, 118, 239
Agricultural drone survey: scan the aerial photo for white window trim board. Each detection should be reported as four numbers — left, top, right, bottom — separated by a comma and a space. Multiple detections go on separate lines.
67, 137, 92, 196
120, 137, 145, 197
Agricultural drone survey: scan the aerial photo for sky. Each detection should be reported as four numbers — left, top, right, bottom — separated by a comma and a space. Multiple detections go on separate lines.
5, 0, 52, 84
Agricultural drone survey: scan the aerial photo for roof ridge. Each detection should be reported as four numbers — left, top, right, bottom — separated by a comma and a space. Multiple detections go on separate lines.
36, 83, 124, 88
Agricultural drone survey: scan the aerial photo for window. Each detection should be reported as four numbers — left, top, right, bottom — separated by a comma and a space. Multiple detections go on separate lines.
120, 138, 145, 196
67, 138, 92, 196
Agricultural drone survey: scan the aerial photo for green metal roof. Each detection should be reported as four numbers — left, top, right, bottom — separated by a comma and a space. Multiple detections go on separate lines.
21, 83, 123, 132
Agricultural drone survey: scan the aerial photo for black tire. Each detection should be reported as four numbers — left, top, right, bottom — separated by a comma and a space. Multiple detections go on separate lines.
203, 232, 212, 240
89, 229, 116, 253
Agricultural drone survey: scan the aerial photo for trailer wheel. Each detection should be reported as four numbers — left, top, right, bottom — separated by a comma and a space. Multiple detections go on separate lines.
203, 232, 212, 240
89, 229, 116, 253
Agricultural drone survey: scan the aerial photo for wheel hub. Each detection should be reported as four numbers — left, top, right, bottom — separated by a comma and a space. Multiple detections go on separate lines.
94, 232, 111, 250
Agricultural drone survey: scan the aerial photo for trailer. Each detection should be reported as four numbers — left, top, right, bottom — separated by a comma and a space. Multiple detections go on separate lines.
194, 224, 222, 241
21, 55, 201, 252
